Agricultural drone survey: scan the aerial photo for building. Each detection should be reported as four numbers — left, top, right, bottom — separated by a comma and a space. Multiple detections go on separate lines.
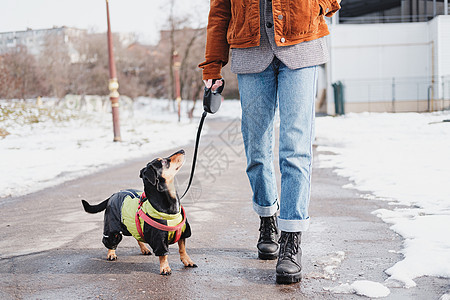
0, 26, 87, 63
339, 0, 448, 23
0, 26, 136, 64
320, 0, 450, 114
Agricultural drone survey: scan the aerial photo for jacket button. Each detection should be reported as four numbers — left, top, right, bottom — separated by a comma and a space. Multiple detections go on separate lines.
278, 15, 283, 20
266, 22, 273, 28
280, 37, 286, 43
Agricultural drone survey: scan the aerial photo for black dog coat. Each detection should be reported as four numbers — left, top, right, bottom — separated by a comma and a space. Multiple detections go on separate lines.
102, 189, 191, 256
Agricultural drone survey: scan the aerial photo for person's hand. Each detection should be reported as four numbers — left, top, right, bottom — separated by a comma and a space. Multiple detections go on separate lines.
203, 79, 223, 92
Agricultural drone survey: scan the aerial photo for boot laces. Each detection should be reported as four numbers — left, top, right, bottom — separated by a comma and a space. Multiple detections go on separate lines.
259, 216, 277, 242
280, 232, 299, 260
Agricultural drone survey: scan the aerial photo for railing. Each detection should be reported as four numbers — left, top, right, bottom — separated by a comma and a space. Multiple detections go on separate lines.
338, 76, 450, 113
339, 15, 439, 24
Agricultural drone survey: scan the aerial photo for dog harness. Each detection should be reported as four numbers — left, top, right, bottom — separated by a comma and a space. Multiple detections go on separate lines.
135, 192, 186, 244
120, 191, 186, 244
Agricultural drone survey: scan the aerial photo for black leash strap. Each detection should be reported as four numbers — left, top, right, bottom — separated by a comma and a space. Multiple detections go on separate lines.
179, 79, 224, 200
179, 111, 207, 200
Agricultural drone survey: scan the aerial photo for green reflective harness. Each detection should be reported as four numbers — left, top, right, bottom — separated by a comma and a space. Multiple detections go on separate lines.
121, 191, 186, 244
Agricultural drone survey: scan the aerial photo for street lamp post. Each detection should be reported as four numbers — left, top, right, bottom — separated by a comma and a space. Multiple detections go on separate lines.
173, 51, 182, 122
106, 0, 121, 142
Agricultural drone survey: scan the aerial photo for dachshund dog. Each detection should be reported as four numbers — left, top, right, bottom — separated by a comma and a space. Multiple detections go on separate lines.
82, 150, 196, 275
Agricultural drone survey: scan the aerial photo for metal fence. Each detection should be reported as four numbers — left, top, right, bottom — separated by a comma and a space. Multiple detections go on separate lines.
339, 76, 450, 113
339, 13, 449, 24
339, 15, 437, 24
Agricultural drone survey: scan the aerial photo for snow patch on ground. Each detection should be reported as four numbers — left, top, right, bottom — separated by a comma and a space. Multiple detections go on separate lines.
440, 293, 450, 300
310, 251, 345, 280
315, 112, 450, 287
325, 280, 391, 298
374, 208, 450, 288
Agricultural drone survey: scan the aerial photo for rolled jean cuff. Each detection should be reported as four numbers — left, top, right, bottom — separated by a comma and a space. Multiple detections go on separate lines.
277, 217, 310, 232
253, 201, 279, 217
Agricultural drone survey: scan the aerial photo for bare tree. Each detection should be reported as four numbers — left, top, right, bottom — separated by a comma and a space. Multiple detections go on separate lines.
38, 33, 71, 98
0, 56, 20, 99
156, 7, 206, 107
179, 28, 204, 98
116, 42, 149, 99
1, 46, 43, 99
154, 0, 239, 107
0, 9, 238, 102
69, 33, 110, 96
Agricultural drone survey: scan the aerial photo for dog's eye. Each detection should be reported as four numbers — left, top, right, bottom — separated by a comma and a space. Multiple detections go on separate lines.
162, 159, 171, 168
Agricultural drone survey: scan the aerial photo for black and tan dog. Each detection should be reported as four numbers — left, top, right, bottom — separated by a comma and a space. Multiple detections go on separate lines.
82, 150, 196, 275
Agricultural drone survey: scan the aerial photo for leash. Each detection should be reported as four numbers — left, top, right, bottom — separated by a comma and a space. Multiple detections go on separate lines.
179, 79, 225, 200
134, 79, 224, 242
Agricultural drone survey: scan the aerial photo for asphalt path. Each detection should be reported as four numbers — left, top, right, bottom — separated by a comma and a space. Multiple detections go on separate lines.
0, 116, 448, 299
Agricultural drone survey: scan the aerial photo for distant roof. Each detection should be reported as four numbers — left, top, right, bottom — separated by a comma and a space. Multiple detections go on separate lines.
0, 26, 85, 36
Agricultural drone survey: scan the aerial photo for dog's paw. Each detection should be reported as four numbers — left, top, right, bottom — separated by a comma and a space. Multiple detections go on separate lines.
137, 241, 152, 256
139, 246, 152, 256
159, 255, 171, 275
107, 250, 117, 261
184, 262, 198, 268
141, 249, 152, 255
160, 266, 172, 276
180, 256, 198, 268
107, 254, 118, 261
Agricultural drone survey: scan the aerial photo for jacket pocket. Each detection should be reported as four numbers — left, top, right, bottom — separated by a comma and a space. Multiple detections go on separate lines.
228, 0, 257, 42
287, 0, 321, 36
228, 0, 247, 40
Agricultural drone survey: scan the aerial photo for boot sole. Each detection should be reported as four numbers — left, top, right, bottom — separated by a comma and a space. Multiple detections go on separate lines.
258, 250, 278, 260
276, 272, 302, 284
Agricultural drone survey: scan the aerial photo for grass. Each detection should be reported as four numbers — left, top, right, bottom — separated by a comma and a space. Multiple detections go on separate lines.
0, 127, 9, 138
0, 100, 87, 139
0, 101, 82, 126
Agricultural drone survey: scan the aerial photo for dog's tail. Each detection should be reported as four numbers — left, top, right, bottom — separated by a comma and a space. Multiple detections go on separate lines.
81, 198, 109, 214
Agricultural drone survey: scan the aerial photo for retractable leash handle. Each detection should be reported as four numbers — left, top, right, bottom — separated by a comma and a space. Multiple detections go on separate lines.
179, 79, 225, 200
203, 79, 225, 114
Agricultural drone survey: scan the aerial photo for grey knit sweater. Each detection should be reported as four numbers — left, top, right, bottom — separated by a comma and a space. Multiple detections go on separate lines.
231, 0, 329, 74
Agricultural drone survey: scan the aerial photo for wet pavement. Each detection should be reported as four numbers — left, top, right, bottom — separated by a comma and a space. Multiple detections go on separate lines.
0, 116, 448, 299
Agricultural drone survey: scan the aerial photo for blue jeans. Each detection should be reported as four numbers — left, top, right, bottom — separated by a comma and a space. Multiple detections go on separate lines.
238, 58, 318, 232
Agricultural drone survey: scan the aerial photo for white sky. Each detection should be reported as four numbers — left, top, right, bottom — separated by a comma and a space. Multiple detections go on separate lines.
0, 0, 209, 44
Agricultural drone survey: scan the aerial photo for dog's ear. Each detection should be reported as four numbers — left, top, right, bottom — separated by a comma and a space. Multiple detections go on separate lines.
140, 166, 157, 186
156, 178, 167, 192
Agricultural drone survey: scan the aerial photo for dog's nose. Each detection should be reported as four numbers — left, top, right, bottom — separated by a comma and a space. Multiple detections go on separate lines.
169, 150, 185, 160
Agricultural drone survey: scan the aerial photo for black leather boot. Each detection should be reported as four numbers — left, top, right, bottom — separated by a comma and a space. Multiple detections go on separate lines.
257, 214, 280, 260
276, 231, 302, 284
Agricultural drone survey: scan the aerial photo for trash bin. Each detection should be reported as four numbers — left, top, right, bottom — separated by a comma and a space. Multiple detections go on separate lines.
332, 81, 345, 115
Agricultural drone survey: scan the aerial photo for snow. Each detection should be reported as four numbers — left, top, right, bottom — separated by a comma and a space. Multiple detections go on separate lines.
0, 98, 205, 199
1, 97, 449, 291
315, 111, 450, 288
325, 280, 391, 298
313, 251, 346, 280
440, 293, 450, 300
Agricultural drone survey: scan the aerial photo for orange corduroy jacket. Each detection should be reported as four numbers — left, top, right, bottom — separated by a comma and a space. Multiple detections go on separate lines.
199, 0, 341, 80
